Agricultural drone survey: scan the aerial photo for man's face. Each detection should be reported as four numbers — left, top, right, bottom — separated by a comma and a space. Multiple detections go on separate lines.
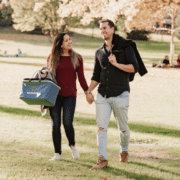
100, 22, 114, 40
165, 56, 169, 60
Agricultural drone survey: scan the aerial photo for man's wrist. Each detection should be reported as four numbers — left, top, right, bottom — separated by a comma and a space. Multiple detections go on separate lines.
85, 91, 92, 95
114, 62, 120, 68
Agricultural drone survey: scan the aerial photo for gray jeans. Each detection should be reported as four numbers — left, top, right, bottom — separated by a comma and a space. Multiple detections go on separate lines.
95, 91, 130, 160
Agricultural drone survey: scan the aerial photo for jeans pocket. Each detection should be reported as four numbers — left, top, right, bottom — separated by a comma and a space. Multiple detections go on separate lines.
95, 93, 103, 104
115, 91, 129, 107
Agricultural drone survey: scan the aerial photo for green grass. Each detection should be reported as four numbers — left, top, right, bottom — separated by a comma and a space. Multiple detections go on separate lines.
0, 105, 179, 138
0, 60, 45, 66
1, 27, 180, 180
1, 27, 180, 66
1, 107, 180, 180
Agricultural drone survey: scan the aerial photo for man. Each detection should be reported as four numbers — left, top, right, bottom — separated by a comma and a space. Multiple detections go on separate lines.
2, 51, 9, 57
86, 19, 147, 169
162, 55, 170, 68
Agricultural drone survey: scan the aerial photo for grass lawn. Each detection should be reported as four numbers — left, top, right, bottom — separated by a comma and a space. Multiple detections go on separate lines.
1, 27, 180, 67
0, 27, 180, 179
1, 108, 180, 180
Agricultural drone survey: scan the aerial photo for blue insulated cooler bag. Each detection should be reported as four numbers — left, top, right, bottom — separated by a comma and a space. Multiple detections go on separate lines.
19, 68, 60, 106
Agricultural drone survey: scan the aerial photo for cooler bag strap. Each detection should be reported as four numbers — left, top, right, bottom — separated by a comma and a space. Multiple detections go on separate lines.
30, 70, 42, 82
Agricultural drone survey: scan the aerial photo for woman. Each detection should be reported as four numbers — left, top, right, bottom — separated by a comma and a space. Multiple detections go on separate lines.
176, 54, 180, 67
47, 33, 88, 161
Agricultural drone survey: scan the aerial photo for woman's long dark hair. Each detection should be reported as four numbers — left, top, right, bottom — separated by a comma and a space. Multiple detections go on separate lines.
50, 33, 79, 77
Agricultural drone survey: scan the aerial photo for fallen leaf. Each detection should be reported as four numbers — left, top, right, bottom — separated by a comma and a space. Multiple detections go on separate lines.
46, 168, 53, 171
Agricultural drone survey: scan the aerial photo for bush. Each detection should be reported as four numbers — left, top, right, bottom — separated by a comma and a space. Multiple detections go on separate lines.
126, 29, 150, 41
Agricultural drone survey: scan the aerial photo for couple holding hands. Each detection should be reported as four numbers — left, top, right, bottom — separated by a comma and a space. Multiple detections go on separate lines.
44, 19, 147, 169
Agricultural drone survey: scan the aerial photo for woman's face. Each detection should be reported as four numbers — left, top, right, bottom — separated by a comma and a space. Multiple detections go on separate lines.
61, 34, 72, 51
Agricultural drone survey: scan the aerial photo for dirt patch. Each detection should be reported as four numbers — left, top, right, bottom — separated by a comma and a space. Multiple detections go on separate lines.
130, 144, 180, 161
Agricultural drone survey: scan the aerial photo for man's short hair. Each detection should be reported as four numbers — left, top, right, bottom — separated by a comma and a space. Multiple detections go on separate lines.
99, 19, 115, 29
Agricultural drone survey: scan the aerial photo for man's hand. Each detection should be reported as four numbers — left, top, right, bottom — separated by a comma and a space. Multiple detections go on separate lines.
108, 54, 117, 67
86, 93, 94, 104
108, 54, 135, 73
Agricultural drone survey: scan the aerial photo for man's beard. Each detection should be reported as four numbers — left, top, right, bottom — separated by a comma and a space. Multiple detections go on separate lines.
103, 36, 110, 41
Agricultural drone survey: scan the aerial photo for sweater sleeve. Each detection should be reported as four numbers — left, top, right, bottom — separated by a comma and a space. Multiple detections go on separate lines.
91, 50, 101, 82
77, 55, 88, 92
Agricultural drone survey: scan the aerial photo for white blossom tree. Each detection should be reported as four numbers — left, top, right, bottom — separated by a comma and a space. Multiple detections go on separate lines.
10, 0, 66, 37
119, 0, 180, 65
10, 0, 180, 64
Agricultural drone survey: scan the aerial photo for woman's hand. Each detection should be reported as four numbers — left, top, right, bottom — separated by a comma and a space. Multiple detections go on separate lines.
40, 71, 47, 78
86, 93, 94, 104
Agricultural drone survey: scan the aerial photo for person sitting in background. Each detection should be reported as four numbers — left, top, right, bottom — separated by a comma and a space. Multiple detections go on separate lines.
175, 54, 180, 68
152, 62, 161, 68
2, 51, 9, 57
15, 48, 23, 57
162, 55, 170, 68
17, 48, 22, 57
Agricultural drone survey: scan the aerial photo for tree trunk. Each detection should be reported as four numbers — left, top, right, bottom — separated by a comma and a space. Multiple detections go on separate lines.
170, 9, 177, 66
170, 31, 175, 66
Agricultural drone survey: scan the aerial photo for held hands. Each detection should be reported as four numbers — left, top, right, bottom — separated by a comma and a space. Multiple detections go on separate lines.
86, 93, 94, 104
108, 54, 117, 67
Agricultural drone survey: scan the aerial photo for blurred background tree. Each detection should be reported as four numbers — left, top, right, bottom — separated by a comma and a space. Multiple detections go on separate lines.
126, 29, 150, 41
175, 11, 180, 39
0, 0, 13, 27
10, 0, 64, 37
121, 0, 180, 65
6, 0, 180, 64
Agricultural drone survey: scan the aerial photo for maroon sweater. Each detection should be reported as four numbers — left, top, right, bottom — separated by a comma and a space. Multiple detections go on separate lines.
55, 56, 88, 97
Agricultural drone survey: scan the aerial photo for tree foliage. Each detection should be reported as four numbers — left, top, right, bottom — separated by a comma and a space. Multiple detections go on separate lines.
10, 0, 64, 37
126, 29, 150, 41
10, 0, 123, 37
9, 0, 180, 64
120, 0, 180, 65
1, 3, 13, 19
0, 1, 13, 27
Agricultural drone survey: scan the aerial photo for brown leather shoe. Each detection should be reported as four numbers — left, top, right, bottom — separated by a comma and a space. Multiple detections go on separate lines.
120, 152, 129, 163
92, 157, 108, 169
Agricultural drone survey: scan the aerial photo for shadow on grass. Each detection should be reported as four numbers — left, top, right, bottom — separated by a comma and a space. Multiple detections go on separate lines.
64, 159, 163, 180
0, 143, 163, 180
0, 60, 44, 67
102, 166, 163, 180
129, 161, 180, 176
0, 105, 180, 138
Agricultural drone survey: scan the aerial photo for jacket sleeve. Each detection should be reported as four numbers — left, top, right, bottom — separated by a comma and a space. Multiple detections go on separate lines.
124, 46, 139, 73
91, 51, 101, 83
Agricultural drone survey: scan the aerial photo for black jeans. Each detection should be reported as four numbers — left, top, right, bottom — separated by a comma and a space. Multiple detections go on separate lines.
49, 95, 76, 154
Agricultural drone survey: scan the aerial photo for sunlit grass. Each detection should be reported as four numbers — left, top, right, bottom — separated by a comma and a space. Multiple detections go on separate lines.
1, 27, 180, 179
1, 109, 180, 180
1, 27, 180, 66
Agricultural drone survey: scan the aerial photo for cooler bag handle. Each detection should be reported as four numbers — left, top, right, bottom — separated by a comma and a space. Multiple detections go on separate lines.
39, 67, 53, 80
28, 67, 55, 83
30, 70, 42, 82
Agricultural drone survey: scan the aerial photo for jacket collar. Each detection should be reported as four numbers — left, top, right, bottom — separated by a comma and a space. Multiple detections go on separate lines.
112, 33, 133, 50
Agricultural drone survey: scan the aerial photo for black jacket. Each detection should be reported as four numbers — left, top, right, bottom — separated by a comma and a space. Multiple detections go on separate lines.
112, 34, 147, 81
91, 34, 147, 98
